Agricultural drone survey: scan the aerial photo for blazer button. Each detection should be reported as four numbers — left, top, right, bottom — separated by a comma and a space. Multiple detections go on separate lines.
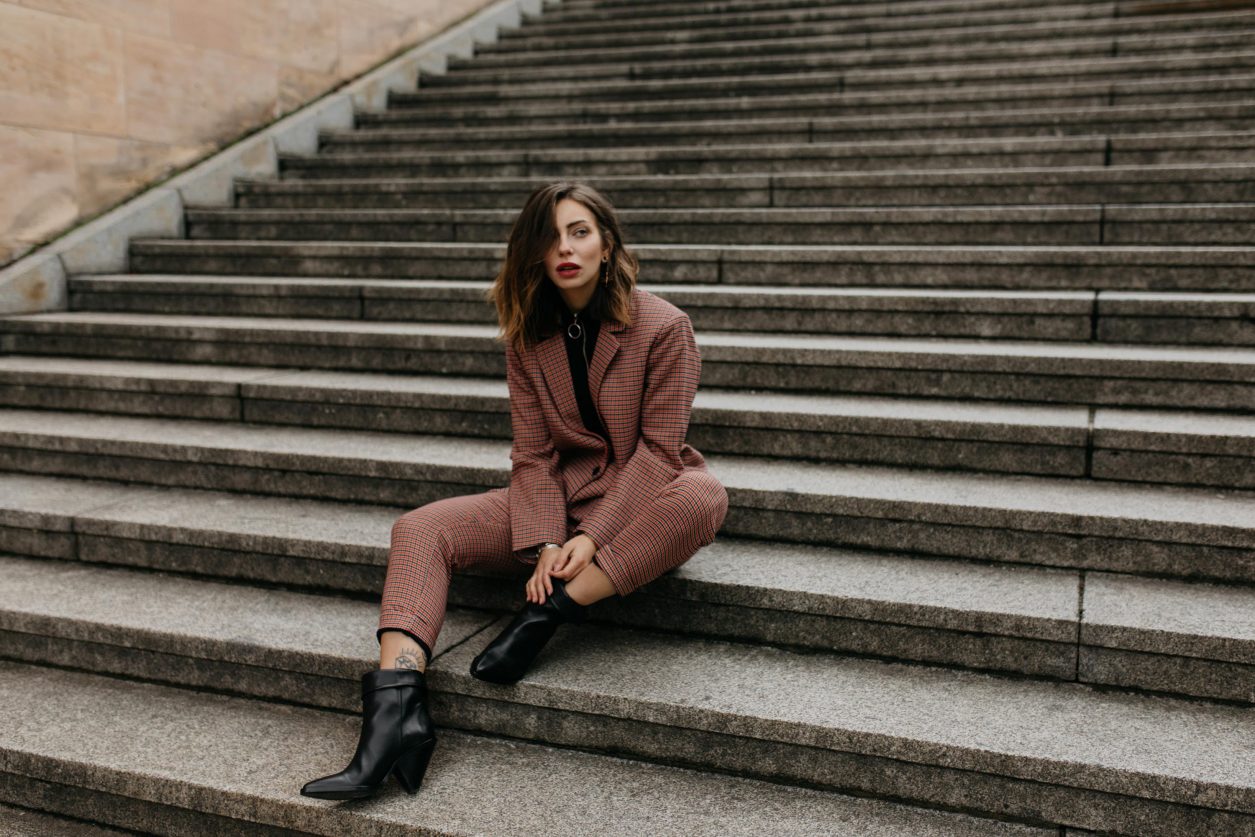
592, 466, 600, 476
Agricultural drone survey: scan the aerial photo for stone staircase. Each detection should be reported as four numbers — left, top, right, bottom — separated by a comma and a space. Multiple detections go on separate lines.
1, 0, 1254, 833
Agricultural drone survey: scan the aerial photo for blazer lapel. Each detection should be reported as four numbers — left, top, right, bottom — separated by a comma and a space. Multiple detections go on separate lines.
587, 320, 624, 405
536, 332, 584, 434
536, 319, 627, 439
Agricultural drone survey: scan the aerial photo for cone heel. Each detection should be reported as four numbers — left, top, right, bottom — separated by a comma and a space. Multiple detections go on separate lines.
393, 738, 437, 794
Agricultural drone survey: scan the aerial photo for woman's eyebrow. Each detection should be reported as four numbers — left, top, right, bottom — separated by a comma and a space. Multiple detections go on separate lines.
565, 219, 590, 229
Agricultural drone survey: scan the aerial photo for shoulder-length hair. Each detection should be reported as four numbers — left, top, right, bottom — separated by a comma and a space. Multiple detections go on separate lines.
488, 181, 638, 355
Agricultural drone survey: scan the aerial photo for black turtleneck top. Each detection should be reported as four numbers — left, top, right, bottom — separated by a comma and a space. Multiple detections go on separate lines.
558, 305, 609, 442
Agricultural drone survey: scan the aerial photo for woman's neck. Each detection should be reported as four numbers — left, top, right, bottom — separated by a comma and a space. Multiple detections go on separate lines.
559, 284, 596, 315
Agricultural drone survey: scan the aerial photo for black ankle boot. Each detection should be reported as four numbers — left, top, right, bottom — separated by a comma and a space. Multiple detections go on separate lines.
301, 668, 436, 799
469, 578, 589, 685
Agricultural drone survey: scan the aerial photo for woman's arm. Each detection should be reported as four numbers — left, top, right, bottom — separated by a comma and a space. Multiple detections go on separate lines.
576, 314, 702, 550
505, 342, 568, 561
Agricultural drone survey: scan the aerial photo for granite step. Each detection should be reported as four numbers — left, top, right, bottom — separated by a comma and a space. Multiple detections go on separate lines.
0, 568, 1249, 833
540, 0, 1191, 17
181, 203, 1255, 247
343, 100, 1255, 149
539, 0, 1182, 24
2, 475, 1249, 699
549, 0, 1070, 9
1, 410, 1254, 581
430, 29, 1255, 86
182, 204, 1111, 247
284, 130, 1255, 178
0, 502, 1082, 683
0, 662, 1040, 837
400, 52, 1255, 105
538, 0, 893, 15
382, 73, 1255, 126
233, 162, 1255, 210
1098, 291, 1255, 344
0, 355, 1090, 481
432, 621, 1255, 834
289, 133, 1199, 180
546, 0, 1165, 15
6, 353, 1255, 489
485, 5, 1250, 55
7, 314, 1255, 411
66, 276, 1103, 341
504, 1, 1115, 43
457, 10, 1255, 68
120, 240, 1255, 292
63, 276, 1255, 348
528, 0, 1065, 25
426, 34, 1255, 89
0, 802, 134, 836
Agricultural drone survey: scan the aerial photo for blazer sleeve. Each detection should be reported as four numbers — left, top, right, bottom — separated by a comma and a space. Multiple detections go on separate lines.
505, 342, 569, 561
576, 315, 701, 551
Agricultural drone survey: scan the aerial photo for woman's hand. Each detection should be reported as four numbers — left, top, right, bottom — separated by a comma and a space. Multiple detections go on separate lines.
551, 533, 597, 582
527, 534, 598, 604
526, 546, 563, 605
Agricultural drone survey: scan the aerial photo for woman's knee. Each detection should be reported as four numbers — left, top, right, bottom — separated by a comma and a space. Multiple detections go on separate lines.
669, 470, 729, 541
390, 497, 472, 551
390, 505, 437, 547
390, 490, 512, 568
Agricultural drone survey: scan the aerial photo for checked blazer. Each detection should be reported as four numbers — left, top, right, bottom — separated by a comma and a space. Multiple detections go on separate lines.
505, 287, 726, 561
376, 286, 728, 652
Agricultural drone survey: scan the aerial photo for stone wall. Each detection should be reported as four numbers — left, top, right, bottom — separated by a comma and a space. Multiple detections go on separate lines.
0, 0, 496, 267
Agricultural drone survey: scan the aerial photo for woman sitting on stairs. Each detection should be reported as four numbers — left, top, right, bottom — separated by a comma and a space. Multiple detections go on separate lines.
301, 181, 729, 800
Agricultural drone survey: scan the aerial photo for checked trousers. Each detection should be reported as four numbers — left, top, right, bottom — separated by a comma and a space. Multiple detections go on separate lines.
376, 470, 727, 658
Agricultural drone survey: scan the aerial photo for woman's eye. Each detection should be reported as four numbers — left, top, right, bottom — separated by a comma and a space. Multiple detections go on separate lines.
575, 228, 588, 237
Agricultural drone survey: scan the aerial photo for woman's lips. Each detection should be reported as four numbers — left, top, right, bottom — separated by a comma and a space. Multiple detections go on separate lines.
556, 262, 581, 276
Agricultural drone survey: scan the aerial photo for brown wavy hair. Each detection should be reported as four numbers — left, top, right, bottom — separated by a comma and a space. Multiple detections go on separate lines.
488, 181, 638, 355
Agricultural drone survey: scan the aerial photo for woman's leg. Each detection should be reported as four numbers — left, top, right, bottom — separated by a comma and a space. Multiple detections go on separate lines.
379, 630, 429, 672
574, 469, 728, 601
562, 562, 616, 606
377, 487, 517, 670
468, 470, 728, 685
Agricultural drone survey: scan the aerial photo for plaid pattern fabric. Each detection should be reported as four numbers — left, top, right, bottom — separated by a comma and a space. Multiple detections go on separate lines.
377, 288, 729, 652
509, 287, 722, 554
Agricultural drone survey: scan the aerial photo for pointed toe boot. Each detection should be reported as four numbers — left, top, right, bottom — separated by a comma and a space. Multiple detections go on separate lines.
301, 667, 436, 800
470, 578, 589, 685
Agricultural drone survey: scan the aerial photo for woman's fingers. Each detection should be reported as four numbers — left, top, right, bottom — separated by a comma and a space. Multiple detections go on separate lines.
533, 549, 560, 603
548, 547, 571, 595
527, 542, 592, 600
552, 551, 588, 581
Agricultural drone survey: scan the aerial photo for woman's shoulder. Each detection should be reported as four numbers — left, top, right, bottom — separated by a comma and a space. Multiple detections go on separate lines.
627, 287, 691, 336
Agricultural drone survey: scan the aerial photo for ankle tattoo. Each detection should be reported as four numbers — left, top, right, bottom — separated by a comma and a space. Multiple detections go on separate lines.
393, 645, 426, 671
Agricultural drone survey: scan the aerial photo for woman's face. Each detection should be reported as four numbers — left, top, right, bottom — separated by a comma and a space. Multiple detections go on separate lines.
545, 198, 610, 310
